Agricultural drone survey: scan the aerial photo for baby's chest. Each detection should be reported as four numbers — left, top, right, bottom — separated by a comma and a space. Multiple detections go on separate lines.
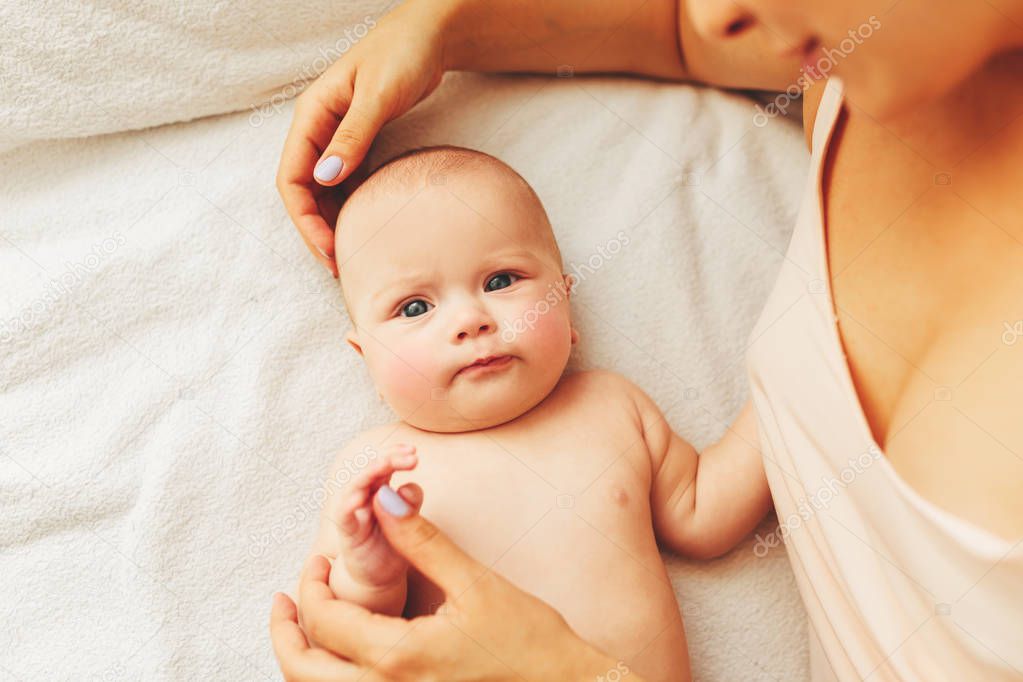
395, 429, 664, 614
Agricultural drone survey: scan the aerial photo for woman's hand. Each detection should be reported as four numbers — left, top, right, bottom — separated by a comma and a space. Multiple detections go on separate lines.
276, 0, 451, 276
270, 484, 627, 681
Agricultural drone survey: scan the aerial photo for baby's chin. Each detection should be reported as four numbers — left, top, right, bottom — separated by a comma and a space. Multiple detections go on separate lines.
394, 372, 557, 433
402, 408, 522, 434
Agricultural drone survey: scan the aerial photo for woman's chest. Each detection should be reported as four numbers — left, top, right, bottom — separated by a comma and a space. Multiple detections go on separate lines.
822, 108, 1023, 538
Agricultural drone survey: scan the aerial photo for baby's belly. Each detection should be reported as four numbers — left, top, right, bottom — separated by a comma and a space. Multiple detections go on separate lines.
402, 463, 691, 682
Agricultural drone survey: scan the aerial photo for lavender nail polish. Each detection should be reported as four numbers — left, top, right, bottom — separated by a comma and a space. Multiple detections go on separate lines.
314, 155, 343, 182
377, 484, 411, 518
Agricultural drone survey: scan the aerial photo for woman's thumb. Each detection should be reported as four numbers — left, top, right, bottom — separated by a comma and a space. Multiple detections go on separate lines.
373, 485, 484, 597
312, 87, 388, 187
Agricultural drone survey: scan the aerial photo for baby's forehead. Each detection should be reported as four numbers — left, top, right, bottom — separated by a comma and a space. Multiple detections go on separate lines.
337, 164, 556, 266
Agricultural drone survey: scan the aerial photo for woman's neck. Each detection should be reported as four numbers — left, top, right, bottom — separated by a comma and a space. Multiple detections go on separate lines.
881, 51, 1023, 170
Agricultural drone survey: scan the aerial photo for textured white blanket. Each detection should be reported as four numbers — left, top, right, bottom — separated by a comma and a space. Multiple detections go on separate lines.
0, 4, 810, 679
0, 0, 388, 153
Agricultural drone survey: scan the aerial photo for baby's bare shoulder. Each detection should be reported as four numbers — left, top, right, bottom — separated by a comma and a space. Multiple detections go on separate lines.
558, 369, 670, 438
557, 369, 648, 418
561, 368, 644, 395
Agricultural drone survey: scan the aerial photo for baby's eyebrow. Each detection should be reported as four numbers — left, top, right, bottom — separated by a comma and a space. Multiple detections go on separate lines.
482, 248, 547, 266
369, 274, 430, 306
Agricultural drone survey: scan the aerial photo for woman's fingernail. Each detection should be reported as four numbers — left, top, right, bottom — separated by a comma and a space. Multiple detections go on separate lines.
313, 155, 343, 182
377, 484, 411, 518
315, 245, 330, 260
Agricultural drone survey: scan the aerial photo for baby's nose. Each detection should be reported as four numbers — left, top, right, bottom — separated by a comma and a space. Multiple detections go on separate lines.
457, 322, 492, 341
453, 305, 497, 341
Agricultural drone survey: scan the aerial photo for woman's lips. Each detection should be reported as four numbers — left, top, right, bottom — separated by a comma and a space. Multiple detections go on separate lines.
456, 355, 514, 377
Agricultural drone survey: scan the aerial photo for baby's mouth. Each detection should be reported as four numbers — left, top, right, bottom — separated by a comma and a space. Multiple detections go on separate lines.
455, 354, 515, 377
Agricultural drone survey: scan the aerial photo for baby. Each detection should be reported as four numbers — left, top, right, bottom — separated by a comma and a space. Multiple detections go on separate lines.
308, 145, 770, 681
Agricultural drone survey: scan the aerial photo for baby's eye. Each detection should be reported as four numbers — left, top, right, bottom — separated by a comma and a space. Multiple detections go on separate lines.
399, 299, 432, 318
484, 273, 520, 292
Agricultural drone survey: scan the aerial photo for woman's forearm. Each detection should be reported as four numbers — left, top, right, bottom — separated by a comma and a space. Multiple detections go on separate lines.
437, 0, 688, 80
436, 0, 799, 91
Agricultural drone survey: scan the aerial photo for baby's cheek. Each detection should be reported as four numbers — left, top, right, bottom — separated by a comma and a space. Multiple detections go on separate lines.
366, 338, 442, 413
512, 300, 573, 362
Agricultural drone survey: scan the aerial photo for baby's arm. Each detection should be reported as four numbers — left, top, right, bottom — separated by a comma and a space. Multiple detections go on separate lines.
307, 439, 421, 616
639, 393, 771, 559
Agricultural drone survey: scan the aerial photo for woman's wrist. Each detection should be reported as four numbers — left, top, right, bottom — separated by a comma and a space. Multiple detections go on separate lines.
428, 0, 476, 72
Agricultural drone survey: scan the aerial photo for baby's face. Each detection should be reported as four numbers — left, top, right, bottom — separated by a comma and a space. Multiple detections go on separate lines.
338, 169, 576, 432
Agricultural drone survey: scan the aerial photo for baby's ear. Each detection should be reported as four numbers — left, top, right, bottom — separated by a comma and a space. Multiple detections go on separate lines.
345, 328, 364, 356
562, 275, 579, 345
563, 273, 575, 297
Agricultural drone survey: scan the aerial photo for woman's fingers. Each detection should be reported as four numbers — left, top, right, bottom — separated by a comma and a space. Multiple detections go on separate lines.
275, 0, 449, 274
270, 592, 307, 650
270, 592, 375, 682
277, 73, 361, 274
297, 555, 413, 664
372, 487, 487, 598
313, 81, 392, 188
276, 128, 339, 276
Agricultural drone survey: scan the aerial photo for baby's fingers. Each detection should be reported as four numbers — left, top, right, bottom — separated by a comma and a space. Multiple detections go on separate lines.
335, 445, 417, 536
336, 488, 368, 536
351, 444, 417, 494
364, 444, 418, 485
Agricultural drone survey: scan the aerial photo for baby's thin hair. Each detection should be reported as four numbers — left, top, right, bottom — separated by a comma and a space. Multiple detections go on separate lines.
336, 145, 563, 322
341, 145, 549, 224
370, 144, 496, 190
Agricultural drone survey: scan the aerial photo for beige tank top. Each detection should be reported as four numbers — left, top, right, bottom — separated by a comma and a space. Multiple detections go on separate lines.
745, 78, 1023, 681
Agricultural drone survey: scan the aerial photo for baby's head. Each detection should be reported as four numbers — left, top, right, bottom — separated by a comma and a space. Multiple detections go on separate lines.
336, 146, 578, 433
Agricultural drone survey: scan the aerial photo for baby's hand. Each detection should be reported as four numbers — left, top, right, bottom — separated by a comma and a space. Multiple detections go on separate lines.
330, 443, 422, 593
